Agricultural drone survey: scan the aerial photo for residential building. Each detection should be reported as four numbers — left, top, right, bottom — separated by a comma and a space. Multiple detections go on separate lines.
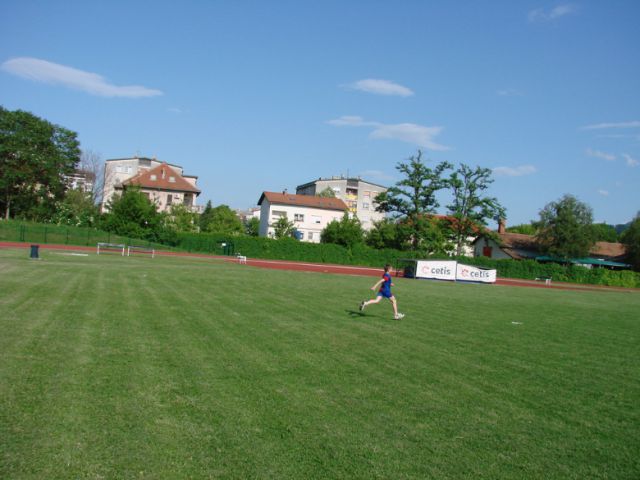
295, 176, 387, 230
65, 169, 95, 194
101, 157, 201, 213
473, 219, 629, 268
257, 191, 348, 242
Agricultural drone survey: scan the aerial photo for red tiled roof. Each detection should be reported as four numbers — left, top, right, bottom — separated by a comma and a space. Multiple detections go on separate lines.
258, 192, 348, 211
491, 232, 627, 260
122, 162, 200, 194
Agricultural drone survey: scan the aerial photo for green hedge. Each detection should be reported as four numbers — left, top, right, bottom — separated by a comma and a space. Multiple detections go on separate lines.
176, 233, 421, 267
0, 220, 170, 250
2, 221, 637, 288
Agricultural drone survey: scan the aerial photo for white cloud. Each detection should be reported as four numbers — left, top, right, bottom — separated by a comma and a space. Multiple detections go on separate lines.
1, 57, 163, 98
598, 189, 609, 196
622, 154, 639, 167
529, 4, 577, 22
167, 107, 183, 114
327, 115, 449, 150
345, 79, 414, 97
492, 165, 537, 177
586, 148, 616, 161
581, 120, 640, 130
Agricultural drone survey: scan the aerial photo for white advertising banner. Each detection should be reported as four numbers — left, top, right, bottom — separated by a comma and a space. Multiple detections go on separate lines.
415, 260, 457, 281
455, 263, 497, 283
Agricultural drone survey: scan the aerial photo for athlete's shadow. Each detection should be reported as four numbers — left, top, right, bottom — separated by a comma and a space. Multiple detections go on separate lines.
345, 309, 367, 318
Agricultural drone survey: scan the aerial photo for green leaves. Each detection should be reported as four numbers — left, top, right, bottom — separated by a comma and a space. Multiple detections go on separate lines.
321, 212, 365, 247
0, 106, 81, 220
535, 194, 595, 259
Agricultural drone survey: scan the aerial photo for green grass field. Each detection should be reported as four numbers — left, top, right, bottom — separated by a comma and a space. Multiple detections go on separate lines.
1, 248, 639, 479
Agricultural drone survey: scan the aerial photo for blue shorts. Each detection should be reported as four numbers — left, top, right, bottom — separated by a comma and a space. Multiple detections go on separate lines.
377, 289, 393, 299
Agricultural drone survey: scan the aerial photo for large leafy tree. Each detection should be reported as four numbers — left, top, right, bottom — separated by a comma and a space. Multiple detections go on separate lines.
375, 150, 452, 251
621, 212, 640, 271
50, 189, 99, 227
101, 186, 172, 243
200, 204, 243, 234
365, 218, 411, 250
321, 212, 365, 247
589, 223, 618, 242
535, 194, 595, 259
446, 164, 505, 256
167, 204, 199, 233
0, 106, 81, 220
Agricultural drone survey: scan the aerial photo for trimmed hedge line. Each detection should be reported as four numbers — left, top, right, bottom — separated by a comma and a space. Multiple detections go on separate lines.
0, 220, 169, 250
175, 233, 640, 288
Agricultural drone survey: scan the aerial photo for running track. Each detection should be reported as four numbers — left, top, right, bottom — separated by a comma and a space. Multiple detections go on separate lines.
1, 241, 637, 293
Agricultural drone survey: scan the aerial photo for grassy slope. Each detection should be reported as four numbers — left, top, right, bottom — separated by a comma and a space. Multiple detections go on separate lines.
1, 249, 639, 479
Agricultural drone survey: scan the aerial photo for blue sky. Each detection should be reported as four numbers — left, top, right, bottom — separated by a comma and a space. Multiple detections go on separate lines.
1, 0, 638, 226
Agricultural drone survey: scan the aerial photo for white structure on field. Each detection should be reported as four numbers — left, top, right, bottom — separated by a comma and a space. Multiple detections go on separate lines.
257, 191, 348, 242
295, 176, 387, 230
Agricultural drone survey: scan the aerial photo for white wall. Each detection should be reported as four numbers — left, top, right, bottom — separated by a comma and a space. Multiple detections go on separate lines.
259, 199, 344, 243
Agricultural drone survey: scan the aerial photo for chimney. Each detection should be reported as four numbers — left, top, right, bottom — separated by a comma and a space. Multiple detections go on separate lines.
498, 218, 506, 234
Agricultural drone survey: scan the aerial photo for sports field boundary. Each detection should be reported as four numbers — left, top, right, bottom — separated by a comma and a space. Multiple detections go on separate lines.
2, 241, 638, 293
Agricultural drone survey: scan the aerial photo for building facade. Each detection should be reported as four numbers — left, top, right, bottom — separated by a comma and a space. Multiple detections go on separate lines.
101, 157, 201, 213
295, 176, 387, 230
257, 191, 348, 243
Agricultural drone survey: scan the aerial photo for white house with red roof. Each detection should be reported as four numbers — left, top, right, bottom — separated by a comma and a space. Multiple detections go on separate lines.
257, 191, 349, 242
101, 157, 201, 213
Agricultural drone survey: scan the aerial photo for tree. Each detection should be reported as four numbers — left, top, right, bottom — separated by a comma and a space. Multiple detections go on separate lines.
506, 223, 538, 235
200, 204, 243, 234
375, 150, 452, 251
50, 189, 99, 227
272, 215, 295, 239
621, 213, 640, 271
365, 218, 410, 250
78, 149, 107, 205
199, 201, 215, 231
101, 186, 173, 243
446, 164, 505, 256
317, 187, 336, 198
589, 223, 618, 242
167, 204, 199, 233
0, 106, 81, 220
321, 213, 365, 247
245, 217, 260, 236
535, 194, 595, 259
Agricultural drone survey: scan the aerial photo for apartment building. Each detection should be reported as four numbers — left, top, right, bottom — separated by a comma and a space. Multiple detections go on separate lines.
257, 191, 348, 243
101, 156, 201, 213
296, 176, 387, 230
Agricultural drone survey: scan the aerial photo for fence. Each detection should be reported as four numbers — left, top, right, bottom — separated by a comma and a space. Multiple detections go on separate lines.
0, 221, 166, 251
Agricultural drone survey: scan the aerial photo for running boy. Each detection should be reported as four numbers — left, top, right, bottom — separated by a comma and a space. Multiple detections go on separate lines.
359, 264, 404, 320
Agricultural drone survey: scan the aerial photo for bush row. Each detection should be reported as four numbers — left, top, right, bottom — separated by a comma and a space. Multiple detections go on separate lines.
0, 220, 170, 250
176, 233, 640, 288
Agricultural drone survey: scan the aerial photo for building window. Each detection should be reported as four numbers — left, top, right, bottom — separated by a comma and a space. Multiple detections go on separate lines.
311, 215, 321, 224
363, 190, 370, 197
150, 174, 157, 181
167, 194, 173, 205
362, 202, 369, 210
169, 176, 176, 183
294, 213, 304, 222
308, 232, 314, 240
116, 165, 123, 173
